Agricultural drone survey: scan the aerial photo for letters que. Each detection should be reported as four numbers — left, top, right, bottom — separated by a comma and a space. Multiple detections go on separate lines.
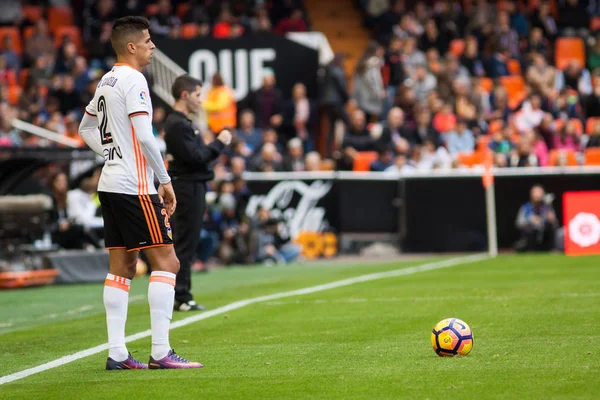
188, 48, 276, 100
246, 181, 333, 240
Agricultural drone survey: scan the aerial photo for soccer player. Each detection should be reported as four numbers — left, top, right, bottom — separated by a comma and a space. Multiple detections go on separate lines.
78, 16, 202, 370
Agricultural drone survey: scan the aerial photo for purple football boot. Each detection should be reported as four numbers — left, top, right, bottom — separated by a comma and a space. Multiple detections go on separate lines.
148, 349, 203, 369
106, 353, 148, 370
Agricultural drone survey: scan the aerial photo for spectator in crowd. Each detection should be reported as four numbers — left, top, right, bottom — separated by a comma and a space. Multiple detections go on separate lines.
282, 138, 305, 172
514, 95, 545, 133
420, 18, 447, 55
253, 206, 301, 265
370, 147, 394, 171
414, 137, 452, 170
274, 8, 308, 35
527, 53, 556, 99
383, 36, 405, 114
510, 137, 540, 167
150, 0, 182, 38
353, 41, 385, 121
523, 129, 549, 166
304, 151, 322, 172
47, 171, 101, 250
24, 19, 54, 67
525, 27, 549, 61
337, 109, 377, 170
203, 72, 237, 134
403, 36, 427, 77
445, 119, 475, 155
378, 107, 411, 153
409, 63, 437, 104
384, 152, 414, 175
588, 36, 600, 73
216, 193, 256, 265
496, 11, 520, 59
235, 109, 263, 153
553, 120, 581, 152
460, 35, 485, 77
530, 1, 557, 41
585, 121, 600, 148
245, 69, 283, 130
515, 184, 557, 252
554, 60, 592, 96
319, 54, 350, 156
67, 167, 103, 232
283, 82, 312, 149
1, 36, 19, 73
248, 142, 282, 172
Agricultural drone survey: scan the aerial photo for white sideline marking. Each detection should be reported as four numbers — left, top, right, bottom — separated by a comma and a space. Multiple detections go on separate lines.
0, 254, 488, 386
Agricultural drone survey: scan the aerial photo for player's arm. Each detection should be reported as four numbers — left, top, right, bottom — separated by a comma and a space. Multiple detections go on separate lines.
78, 103, 104, 156
130, 113, 171, 185
165, 120, 226, 167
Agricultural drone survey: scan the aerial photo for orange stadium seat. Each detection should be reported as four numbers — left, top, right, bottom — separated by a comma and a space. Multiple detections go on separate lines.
555, 37, 585, 70
7, 85, 22, 105
584, 148, 600, 165
500, 76, 526, 109
477, 135, 491, 151
181, 23, 199, 39
586, 117, 600, 134
22, 6, 43, 22
48, 6, 74, 33
0, 27, 22, 54
508, 59, 521, 75
549, 149, 578, 166
449, 39, 465, 56
352, 151, 378, 172
54, 26, 82, 50
480, 77, 494, 93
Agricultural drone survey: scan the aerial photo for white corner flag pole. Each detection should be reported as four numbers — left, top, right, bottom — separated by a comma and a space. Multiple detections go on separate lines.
483, 163, 498, 258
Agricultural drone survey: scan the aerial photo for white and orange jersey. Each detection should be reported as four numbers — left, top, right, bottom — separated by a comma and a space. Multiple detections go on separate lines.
85, 63, 159, 195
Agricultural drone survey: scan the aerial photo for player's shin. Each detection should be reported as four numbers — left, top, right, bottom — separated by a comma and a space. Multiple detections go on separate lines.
104, 274, 131, 362
148, 271, 176, 360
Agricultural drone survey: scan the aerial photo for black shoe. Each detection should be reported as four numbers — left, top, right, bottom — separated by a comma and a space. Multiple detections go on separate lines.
174, 300, 206, 311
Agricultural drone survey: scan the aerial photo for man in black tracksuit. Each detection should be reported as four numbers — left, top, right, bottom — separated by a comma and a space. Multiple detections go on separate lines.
164, 75, 232, 311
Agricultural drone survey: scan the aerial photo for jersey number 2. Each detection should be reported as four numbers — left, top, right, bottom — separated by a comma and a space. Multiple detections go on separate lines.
97, 96, 113, 145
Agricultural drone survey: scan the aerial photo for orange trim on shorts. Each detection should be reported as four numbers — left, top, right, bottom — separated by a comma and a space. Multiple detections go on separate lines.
149, 275, 176, 287
138, 195, 158, 244
105, 278, 130, 292
85, 110, 96, 117
142, 195, 163, 244
126, 243, 173, 252
106, 246, 126, 250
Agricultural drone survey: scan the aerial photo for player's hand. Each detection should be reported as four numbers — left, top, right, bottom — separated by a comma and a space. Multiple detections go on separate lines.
217, 129, 232, 146
159, 182, 177, 216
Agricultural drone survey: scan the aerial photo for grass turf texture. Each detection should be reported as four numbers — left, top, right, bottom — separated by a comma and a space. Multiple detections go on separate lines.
0, 254, 598, 399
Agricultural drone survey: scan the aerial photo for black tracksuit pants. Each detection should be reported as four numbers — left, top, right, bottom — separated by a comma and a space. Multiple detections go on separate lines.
171, 179, 206, 303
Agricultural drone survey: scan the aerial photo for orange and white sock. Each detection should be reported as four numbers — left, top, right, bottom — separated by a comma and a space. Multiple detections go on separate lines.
148, 271, 176, 360
104, 273, 131, 362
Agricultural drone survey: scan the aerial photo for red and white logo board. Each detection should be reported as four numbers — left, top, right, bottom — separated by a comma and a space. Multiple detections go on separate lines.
563, 191, 600, 256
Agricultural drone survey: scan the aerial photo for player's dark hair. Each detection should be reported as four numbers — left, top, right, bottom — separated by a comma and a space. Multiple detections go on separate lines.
111, 16, 151, 54
171, 74, 203, 100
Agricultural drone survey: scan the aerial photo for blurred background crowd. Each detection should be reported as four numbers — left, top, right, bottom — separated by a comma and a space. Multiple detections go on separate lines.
1, 0, 599, 261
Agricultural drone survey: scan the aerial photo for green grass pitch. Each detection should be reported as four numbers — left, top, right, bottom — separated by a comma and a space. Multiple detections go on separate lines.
0, 254, 598, 399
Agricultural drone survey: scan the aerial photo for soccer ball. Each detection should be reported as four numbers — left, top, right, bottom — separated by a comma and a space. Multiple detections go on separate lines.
431, 318, 473, 357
